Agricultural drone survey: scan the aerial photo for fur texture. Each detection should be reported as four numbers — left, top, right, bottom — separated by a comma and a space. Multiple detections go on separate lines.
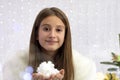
3, 50, 96, 80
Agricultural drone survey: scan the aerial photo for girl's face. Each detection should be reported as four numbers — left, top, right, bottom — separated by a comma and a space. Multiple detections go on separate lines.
38, 15, 65, 54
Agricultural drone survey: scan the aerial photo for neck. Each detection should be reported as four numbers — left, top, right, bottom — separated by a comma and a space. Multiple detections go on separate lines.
40, 48, 58, 61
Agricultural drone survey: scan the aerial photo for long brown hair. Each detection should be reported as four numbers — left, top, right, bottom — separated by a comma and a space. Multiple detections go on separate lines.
29, 7, 74, 80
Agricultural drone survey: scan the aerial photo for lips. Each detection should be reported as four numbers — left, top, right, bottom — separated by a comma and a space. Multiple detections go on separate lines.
45, 40, 58, 44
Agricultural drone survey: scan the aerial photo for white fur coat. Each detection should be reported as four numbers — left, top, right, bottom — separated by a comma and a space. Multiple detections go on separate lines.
2, 50, 96, 80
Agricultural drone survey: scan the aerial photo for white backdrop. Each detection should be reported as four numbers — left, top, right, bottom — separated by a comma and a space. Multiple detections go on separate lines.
0, 0, 120, 73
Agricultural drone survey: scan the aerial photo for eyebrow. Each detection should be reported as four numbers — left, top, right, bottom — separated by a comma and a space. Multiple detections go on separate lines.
40, 24, 50, 27
56, 25, 65, 29
40, 24, 65, 28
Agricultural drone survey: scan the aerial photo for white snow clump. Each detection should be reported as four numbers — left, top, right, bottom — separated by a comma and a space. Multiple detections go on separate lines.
37, 61, 59, 78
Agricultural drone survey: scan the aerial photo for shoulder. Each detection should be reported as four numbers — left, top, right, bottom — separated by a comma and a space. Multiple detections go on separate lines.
72, 49, 94, 65
72, 49, 96, 80
3, 50, 29, 80
4, 50, 29, 67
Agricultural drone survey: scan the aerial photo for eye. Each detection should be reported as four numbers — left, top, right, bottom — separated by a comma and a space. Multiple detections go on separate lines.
56, 28, 62, 32
43, 27, 50, 32
40, 24, 51, 32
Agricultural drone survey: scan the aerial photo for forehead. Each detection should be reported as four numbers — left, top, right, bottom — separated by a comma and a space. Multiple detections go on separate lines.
40, 15, 65, 27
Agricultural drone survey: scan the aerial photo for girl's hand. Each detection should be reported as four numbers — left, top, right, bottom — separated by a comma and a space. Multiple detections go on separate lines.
32, 69, 64, 80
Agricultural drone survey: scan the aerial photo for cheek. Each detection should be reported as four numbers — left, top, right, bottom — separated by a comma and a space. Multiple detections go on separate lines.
60, 33, 65, 43
38, 36, 43, 45
37, 31, 41, 40
37, 31, 45, 44
38, 29, 46, 39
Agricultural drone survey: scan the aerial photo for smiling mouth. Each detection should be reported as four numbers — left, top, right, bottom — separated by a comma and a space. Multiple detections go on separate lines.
46, 40, 58, 43
45, 40, 58, 43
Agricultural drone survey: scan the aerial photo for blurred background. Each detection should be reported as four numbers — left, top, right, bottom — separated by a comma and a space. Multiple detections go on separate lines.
0, 0, 120, 73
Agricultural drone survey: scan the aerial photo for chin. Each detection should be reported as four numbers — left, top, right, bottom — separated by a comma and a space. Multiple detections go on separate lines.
45, 48, 58, 52
47, 49, 57, 52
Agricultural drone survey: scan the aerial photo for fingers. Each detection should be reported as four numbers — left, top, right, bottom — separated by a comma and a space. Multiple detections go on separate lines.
32, 73, 38, 79
59, 69, 65, 75
51, 69, 65, 80
32, 73, 44, 80
57, 69, 65, 79
32, 69, 65, 80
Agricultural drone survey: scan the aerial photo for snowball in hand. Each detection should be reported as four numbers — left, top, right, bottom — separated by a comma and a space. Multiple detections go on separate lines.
37, 61, 59, 78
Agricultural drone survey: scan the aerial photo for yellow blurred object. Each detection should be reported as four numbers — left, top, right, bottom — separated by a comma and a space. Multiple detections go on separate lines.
104, 73, 119, 80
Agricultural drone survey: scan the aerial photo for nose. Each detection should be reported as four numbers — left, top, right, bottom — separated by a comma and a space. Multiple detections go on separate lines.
49, 30, 56, 38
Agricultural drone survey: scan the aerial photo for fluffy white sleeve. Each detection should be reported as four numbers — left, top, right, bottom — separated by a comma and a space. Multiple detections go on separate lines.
72, 50, 96, 80
2, 51, 29, 80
